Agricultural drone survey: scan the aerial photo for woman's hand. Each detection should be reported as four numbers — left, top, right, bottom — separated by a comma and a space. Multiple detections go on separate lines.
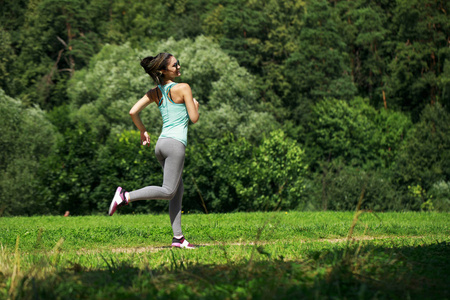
141, 131, 150, 146
193, 98, 199, 110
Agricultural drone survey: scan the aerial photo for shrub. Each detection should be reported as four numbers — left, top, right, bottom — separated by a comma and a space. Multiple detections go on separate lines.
0, 89, 57, 215
428, 181, 450, 212
304, 97, 411, 172
93, 130, 166, 214
185, 130, 307, 212
310, 159, 403, 211
394, 103, 450, 195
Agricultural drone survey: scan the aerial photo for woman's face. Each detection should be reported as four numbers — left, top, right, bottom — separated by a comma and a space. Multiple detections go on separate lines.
164, 56, 181, 78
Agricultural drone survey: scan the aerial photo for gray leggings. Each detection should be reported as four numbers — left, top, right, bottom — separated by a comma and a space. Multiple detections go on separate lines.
128, 138, 185, 236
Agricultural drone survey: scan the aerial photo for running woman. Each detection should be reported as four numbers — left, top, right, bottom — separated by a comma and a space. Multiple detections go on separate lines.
108, 53, 199, 249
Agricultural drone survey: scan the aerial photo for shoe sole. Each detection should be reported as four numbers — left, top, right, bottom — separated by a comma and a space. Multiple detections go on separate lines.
171, 243, 196, 249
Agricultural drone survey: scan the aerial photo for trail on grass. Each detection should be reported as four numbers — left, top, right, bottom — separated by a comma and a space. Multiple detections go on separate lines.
88, 235, 426, 255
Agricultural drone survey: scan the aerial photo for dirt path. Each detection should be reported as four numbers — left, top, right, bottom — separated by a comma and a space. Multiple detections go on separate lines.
97, 235, 426, 254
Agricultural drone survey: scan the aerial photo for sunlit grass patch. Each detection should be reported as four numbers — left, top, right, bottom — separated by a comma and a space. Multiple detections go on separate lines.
1, 212, 449, 299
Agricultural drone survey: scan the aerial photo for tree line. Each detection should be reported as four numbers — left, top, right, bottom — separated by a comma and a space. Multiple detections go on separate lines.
0, 0, 449, 215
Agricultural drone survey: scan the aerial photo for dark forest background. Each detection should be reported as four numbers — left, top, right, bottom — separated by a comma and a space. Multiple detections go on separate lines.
1, 0, 449, 215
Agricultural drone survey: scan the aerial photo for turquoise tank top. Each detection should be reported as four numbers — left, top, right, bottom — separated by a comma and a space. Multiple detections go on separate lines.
157, 83, 189, 146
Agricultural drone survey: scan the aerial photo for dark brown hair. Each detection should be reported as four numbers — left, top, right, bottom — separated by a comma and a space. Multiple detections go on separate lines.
140, 53, 173, 85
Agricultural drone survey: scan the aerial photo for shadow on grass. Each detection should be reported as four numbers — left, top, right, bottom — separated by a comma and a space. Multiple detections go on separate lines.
6, 241, 449, 300
308, 240, 449, 299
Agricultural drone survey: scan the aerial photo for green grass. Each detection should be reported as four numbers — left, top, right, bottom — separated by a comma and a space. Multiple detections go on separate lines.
1, 211, 449, 299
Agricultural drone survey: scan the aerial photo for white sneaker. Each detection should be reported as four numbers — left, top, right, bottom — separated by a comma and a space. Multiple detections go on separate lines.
171, 236, 195, 249
108, 187, 128, 216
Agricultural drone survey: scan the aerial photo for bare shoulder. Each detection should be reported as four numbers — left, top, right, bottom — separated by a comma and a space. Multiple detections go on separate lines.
173, 83, 191, 93
145, 86, 160, 102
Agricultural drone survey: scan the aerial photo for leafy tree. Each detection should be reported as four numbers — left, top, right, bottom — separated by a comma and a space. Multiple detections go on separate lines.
308, 158, 403, 211
383, 0, 450, 120
202, 0, 307, 123
104, 0, 211, 45
3, 0, 450, 214
40, 121, 101, 215
428, 180, 450, 212
238, 130, 307, 211
437, 59, 450, 109
10, 0, 110, 108
184, 133, 254, 212
203, 0, 305, 71
394, 103, 450, 196
347, 2, 390, 107
40, 36, 280, 215
103, 0, 169, 45
304, 97, 411, 171
0, 89, 57, 215
283, 0, 357, 124
185, 130, 307, 212
0, 0, 30, 31
0, 28, 16, 95
67, 36, 278, 143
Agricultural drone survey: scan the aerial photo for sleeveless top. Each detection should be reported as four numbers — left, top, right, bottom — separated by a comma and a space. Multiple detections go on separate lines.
157, 82, 189, 146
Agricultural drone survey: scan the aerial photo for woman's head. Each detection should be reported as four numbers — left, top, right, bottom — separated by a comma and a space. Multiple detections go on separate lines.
140, 53, 180, 85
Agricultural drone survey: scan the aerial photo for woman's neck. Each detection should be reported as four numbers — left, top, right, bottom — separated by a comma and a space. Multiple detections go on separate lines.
161, 79, 174, 85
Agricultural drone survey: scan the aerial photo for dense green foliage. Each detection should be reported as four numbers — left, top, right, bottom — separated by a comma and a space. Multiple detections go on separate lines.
1, 212, 449, 299
186, 130, 307, 212
1, 0, 449, 215
0, 89, 58, 215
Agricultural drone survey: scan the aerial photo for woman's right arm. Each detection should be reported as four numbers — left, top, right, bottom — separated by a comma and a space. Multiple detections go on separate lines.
129, 88, 157, 145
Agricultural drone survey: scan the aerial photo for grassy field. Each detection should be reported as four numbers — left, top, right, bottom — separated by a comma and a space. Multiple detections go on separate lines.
0, 211, 449, 299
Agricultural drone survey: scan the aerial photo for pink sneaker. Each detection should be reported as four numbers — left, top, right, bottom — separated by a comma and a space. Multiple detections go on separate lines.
108, 187, 128, 216
171, 236, 195, 249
